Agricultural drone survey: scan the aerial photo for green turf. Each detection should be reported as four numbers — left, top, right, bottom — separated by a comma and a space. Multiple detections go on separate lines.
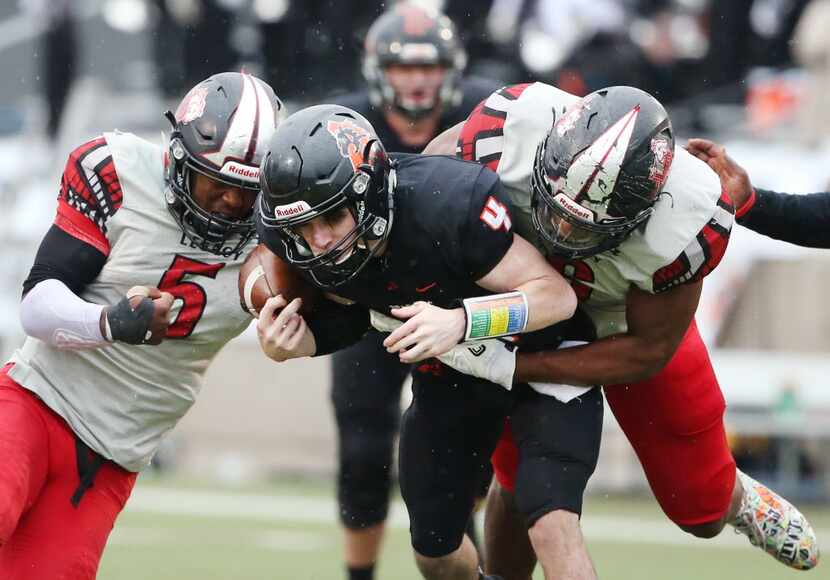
97, 477, 829, 580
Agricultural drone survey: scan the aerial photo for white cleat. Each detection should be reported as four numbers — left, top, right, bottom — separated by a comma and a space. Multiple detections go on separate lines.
732, 471, 820, 571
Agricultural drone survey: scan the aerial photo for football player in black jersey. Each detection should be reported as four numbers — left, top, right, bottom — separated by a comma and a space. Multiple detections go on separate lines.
254, 105, 602, 580
329, 5, 502, 578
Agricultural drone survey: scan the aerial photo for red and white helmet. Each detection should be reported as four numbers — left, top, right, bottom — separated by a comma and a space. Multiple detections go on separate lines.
164, 71, 286, 255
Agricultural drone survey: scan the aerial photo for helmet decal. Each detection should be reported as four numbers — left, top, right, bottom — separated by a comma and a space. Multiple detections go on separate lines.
568, 105, 639, 208
221, 160, 260, 180
176, 85, 208, 123
326, 119, 372, 171
401, 3, 434, 35
649, 137, 674, 188
273, 200, 313, 219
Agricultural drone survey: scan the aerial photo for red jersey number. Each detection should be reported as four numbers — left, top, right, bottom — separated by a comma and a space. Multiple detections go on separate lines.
158, 255, 225, 338
547, 255, 594, 302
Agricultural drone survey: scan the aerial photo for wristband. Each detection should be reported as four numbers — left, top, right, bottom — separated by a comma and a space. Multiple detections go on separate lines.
734, 189, 757, 219
462, 291, 528, 341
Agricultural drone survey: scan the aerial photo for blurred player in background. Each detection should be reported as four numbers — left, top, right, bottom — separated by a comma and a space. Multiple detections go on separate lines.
426, 82, 819, 577
0, 72, 284, 579
328, 4, 502, 579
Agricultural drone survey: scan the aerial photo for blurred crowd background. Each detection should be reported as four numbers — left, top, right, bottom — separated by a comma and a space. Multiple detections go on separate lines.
1, 0, 829, 505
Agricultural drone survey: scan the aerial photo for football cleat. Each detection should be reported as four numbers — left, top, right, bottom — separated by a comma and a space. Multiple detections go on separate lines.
732, 470, 819, 570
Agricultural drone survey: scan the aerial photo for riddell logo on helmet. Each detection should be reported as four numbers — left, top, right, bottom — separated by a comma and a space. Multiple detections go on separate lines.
222, 161, 260, 180
274, 200, 312, 218
554, 193, 594, 221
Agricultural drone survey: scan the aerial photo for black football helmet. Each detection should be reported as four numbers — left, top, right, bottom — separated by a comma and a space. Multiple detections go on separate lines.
530, 86, 675, 258
164, 72, 285, 256
257, 105, 394, 289
363, 2, 466, 120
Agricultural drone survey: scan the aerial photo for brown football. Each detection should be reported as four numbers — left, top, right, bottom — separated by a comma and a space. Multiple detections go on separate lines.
238, 244, 320, 318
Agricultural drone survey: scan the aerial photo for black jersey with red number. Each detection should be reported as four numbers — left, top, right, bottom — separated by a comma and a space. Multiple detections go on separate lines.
458, 82, 735, 338
280, 154, 516, 314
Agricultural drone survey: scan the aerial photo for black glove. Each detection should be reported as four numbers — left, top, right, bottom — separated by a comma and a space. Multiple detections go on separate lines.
103, 295, 155, 344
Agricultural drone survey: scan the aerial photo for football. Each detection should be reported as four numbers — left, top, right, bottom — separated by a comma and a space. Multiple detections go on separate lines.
238, 244, 320, 318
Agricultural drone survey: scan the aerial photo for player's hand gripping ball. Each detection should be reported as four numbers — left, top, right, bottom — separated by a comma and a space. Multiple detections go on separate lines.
238, 244, 319, 318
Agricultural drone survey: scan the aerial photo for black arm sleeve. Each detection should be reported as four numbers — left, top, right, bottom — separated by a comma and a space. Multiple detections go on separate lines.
305, 300, 371, 356
739, 188, 830, 248
22, 225, 107, 298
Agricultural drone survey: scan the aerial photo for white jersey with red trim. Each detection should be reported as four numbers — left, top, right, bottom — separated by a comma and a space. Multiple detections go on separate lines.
459, 82, 734, 337
8, 131, 256, 472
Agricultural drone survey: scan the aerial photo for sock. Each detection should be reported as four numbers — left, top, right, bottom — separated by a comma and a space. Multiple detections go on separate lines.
347, 564, 374, 580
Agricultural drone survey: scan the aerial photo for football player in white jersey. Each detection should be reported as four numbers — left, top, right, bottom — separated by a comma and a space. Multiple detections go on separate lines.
0, 72, 284, 579
424, 83, 819, 578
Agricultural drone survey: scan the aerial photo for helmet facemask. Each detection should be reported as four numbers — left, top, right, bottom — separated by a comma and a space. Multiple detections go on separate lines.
259, 138, 395, 289
165, 127, 258, 257
530, 87, 674, 259
531, 139, 652, 259
162, 72, 285, 257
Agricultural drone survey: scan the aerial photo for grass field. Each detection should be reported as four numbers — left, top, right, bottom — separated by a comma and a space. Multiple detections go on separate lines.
98, 476, 830, 580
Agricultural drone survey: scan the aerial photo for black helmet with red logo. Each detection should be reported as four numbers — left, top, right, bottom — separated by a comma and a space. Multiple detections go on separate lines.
257, 104, 393, 288
363, 2, 466, 120
165, 72, 285, 256
530, 86, 674, 258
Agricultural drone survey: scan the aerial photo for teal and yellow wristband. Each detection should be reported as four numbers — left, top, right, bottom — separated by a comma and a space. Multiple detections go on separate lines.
462, 291, 528, 341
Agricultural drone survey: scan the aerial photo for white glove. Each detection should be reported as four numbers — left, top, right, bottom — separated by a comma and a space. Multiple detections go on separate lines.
372, 309, 516, 389
370, 309, 403, 333
437, 339, 517, 390
528, 341, 596, 403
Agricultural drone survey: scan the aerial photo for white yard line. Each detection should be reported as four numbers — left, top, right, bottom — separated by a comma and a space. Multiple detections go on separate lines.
124, 486, 829, 550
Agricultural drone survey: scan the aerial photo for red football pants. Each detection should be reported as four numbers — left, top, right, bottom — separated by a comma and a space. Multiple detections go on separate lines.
493, 320, 737, 526
0, 366, 137, 579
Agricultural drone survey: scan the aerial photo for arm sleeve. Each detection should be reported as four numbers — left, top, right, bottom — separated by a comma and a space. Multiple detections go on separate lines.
460, 169, 516, 280
20, 279, 108, 349
738, 188, 830, 248
305, 300, 371, 356
22, 136, 123, 297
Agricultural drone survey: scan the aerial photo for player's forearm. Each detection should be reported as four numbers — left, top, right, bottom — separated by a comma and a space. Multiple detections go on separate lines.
20, 279, 109, 350
515, 332, 670, 386
740, 188, 830, 248
517, 275, 578, 332
305, 302, 370, 356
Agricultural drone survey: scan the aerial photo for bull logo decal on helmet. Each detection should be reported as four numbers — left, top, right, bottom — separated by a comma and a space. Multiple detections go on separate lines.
326, 119, 373, 171
649, 137, 673, 188
175, 86, 208, 124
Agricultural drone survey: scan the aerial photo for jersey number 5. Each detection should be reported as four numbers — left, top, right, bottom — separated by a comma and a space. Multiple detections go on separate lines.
158, 255, 225, 338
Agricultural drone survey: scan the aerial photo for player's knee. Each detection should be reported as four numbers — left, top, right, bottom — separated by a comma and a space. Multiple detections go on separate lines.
414, 543, 466, 576
337, 445, 394, 528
